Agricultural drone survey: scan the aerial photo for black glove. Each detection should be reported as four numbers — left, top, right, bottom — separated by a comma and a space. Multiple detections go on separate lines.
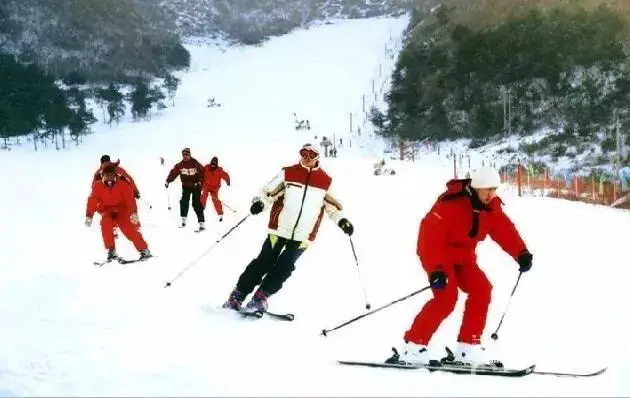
338, 218, 353, 236
429, 269, 447, 289
517, 250, 533, 272
134, 191, 141, 199
250, 200, 264, 215
165, 182, 169, 188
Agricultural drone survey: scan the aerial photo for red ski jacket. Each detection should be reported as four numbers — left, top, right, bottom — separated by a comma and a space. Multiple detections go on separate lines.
417, 179, 527, 271
86, 177, 138, 218
203, 165, 230, 190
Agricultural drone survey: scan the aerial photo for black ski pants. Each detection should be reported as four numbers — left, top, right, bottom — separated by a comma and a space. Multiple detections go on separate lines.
180, 184, 205, 222
236, 234, 307, 297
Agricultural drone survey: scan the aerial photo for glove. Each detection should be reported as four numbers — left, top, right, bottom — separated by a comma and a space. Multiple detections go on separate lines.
227, 181, 230, 186
165, 182, 169, 188
134, 191, 141, 199
130, 213, 139, 225
517, 250, 533, 272
338, 218, 354, 236
85, 217, 92, 227
250, 199, 264, 215
429, 269, 447, 289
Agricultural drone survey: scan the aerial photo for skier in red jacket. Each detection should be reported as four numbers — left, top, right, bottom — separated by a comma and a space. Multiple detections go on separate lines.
92, 155, 142, 237
85, 164, 151, 262
390, 166, 532, 368
201, 156, 231, 221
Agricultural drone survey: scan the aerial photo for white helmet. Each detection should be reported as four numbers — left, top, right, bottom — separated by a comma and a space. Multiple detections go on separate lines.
470, 166, 501, 189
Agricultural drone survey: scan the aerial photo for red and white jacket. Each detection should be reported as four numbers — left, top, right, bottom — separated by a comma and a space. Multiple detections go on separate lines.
257, 162, 344, 242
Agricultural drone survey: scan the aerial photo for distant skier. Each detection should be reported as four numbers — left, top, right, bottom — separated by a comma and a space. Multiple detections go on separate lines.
85, 164, 151, 261
165, 147, 205, 229
222, 143, 354, 313
201, 156, 231, 222
391, 166, 532, 367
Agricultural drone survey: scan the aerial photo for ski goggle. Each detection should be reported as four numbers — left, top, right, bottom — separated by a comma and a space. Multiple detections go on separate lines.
299, 148, 319, 160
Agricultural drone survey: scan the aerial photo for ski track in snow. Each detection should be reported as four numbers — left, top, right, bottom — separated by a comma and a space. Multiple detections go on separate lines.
0, 15, 627, 397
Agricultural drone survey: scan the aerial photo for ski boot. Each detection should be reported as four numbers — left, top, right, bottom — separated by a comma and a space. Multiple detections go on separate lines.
180, 217, 187, 228
222, 289, 244, 311
107, 249, 119, 262
385, 341, 431, 365
139, 249, 152, 261
442, 343, 503, 369
197, 222, 206, 232
242, 289, 268, 313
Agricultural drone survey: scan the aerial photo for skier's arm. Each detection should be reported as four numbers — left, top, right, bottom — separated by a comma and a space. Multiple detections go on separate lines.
323, 190, 344, 224
222, 169, 231, 186
86, 185, 100, 218
166, 163, 181, 184
255, 169, 285, 208
488, 207, 528, 260
416, 204, 450, 272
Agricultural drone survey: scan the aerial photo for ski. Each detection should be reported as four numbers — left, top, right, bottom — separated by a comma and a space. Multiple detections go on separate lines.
239, 309, 295, 321
337, 360, 535, 377
533, 367, 607, 378
118, 255, 155, 264
194, 228, 206, 233
93, 256, 154, 266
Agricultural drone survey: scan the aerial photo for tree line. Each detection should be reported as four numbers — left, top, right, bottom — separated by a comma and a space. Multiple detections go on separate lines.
372, 4, 630, 159
0, 53, 181, 151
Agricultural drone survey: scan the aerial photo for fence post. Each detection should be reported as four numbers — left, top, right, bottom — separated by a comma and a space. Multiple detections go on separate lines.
453, 155, 457, 179
517, 163, 522, 197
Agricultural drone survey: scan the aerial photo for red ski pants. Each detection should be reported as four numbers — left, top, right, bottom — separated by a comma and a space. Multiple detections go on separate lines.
101, 213, 148, 251
201, 187, 223, 215
404, 261, 492, 345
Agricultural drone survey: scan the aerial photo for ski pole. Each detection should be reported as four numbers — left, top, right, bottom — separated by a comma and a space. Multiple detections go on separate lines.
349, 236, 371, 310
166, 188, 172, 210
490, 272, 523, 341
321, 284, 431, 337
163, 214, 251, 288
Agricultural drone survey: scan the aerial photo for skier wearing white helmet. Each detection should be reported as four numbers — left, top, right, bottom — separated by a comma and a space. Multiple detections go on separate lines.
388, 165, 533, 368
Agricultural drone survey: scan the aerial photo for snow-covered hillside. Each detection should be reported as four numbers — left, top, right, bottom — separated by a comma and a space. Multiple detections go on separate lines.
0, 16, 627, 397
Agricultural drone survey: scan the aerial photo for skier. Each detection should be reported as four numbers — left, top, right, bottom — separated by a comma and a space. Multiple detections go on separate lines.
222, 143, 354, 313
200, 156, 231, 222
92, 155, 142, 237
165, 147, 205, 230
93, 155, 140, 199
85, 164, 151, 261
392, 166, 532, 367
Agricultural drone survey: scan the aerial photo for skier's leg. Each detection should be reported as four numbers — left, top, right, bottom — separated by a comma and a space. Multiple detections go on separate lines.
403, 263, 459, 345
257, 240, 306, 296
118, 215, 149, 252
191, 185, 205, 223
455, 262, 492, 345
200, 186, 209, 209
180, 186, 192, 218
210, 189, 223, 216
100, 214, 116, 250
234, 235, 286, 297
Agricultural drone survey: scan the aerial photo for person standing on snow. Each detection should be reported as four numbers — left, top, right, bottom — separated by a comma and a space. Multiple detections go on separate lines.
222, 143, 354, 313
390, 166, 532, 367
201, 156, 231, 222
165, 147, 206, 230
85, 164, 151, 261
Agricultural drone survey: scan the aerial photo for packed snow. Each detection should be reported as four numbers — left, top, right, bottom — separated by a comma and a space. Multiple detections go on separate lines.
0, 15, 627, 397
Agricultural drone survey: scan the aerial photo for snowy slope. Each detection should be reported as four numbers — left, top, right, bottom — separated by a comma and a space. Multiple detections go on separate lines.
0, 16, 627, 397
